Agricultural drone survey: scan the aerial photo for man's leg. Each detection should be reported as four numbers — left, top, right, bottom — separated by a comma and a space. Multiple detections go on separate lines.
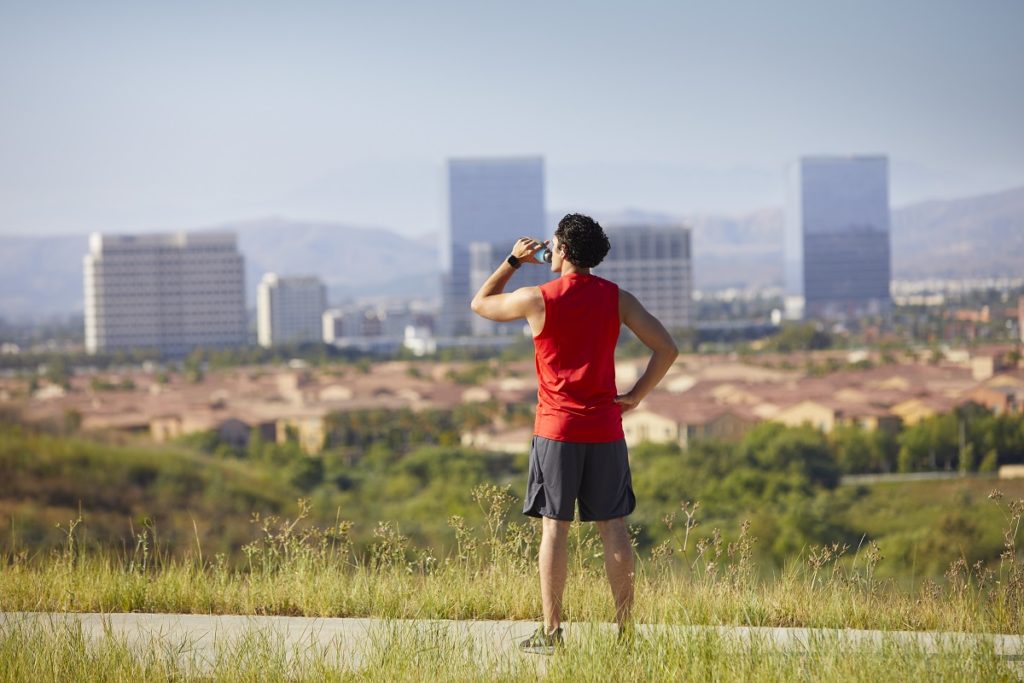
595, 516, 634, 627
539, 516, 571, 633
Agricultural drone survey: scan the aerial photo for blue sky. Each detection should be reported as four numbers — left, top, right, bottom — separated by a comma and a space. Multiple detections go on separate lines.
1, 1, 1022, 236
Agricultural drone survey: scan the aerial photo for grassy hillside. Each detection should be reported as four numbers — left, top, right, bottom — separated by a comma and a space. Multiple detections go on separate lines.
840, 477, 1024, 579
4, 419, 1024, 583
0, 425, 298, 558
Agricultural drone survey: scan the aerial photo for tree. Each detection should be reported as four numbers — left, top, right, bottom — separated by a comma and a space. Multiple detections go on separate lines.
286, 457, 324, 491
62, 408, 82, 434
44, 356, 71, 389
897, 446, 915, 474
896, 413, 959, 471
739, 423, 841, 489
768, 323, 833, 353
183, 351, 204, 383
829, 425, 884, 474
979, 449, 999, 473
959, 443, 976, 474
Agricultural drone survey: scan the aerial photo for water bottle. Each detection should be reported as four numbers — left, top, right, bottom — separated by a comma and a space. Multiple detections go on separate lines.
536, 244, 553, 264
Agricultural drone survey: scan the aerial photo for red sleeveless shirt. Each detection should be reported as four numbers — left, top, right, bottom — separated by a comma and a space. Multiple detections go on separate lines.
533, 273, 624, 443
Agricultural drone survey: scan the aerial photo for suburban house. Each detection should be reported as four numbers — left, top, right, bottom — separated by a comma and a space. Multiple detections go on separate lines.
150, 412, 277, 450
771, 399, 901, 434
965, 385, 1021, 415
275, 410, 329, 454
889, 396, 959, 426
621, 394, 758, 449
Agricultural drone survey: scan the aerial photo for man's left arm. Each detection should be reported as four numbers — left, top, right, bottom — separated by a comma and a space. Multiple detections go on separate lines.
470, 237, 544, 322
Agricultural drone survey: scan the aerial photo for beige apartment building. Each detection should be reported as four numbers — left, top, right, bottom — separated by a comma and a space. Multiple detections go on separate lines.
84, 232, 247, 356
597, 225, 693, 331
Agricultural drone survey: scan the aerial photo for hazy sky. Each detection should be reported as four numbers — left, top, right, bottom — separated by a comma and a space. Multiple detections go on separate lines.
2, 1, 1022, 237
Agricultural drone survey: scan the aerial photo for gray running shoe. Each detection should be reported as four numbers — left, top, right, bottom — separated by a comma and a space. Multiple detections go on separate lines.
518, 626, 564, 655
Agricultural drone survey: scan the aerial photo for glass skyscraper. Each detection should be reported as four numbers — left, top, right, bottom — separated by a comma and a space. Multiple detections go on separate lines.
785, 156, 892, 320
440, 157, 548, 337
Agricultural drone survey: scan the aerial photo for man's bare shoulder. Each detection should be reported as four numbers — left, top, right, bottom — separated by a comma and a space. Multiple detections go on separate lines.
618, 288, 640, 314
521, 285, 546, 311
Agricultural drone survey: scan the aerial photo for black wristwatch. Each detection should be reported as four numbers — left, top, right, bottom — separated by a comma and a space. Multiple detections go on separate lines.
506, 254, 521, 269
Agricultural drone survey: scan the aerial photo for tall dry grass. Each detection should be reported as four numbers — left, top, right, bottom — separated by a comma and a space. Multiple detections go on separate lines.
3, 485, 1024, 635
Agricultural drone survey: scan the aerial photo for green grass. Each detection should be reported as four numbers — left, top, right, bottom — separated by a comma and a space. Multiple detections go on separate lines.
5, 422, 1024, 682
3, 481, 1024, 680
1, 618, 1017, 682
3, 486, 1024, 635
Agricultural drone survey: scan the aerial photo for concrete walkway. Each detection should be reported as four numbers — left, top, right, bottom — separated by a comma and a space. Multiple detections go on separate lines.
3, 612, 1023, 675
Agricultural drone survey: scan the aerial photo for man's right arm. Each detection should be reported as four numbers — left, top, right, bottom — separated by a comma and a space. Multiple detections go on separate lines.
615, 290, 679, 413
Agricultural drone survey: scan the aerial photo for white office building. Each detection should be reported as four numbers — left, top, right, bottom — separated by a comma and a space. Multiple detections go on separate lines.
440, 157, 550, 337
597, 225, 694, 330
784, 156, 892, 320
322, 307, 383, 343
83, 232, 246, 356
257, 274, 326, 347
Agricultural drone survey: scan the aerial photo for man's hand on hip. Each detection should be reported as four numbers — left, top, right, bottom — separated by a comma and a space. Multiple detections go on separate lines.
614, 392, 641, 413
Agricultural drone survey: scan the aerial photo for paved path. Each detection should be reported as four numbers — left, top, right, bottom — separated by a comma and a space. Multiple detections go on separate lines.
3, 612, 1023, 675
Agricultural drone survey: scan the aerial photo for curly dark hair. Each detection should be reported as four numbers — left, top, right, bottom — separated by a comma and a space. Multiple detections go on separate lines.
554, 213, 610, 268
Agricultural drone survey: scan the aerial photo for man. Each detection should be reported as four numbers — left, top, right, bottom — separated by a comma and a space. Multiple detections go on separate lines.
470, 213, 679, 654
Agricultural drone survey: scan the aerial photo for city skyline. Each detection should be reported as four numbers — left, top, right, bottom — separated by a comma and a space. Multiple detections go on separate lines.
1, 2, 1022, 238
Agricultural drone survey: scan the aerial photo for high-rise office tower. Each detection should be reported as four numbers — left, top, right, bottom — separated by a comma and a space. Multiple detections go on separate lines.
440, 157, 549, 337
597, 225, 694, 330
1018, 295, 1024, 343
257, 274, 326, 347
468, 242, 500, 337
785, 156, 892, 320
84, 232, 246, 356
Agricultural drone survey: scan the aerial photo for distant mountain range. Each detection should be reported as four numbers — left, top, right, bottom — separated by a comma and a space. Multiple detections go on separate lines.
1, 186, 1022, 321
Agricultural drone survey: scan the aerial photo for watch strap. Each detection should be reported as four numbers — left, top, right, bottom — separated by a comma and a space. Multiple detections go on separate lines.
506, 254, 521, 269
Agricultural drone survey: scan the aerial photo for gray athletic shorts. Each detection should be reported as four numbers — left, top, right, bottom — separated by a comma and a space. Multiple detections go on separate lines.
523, 435, 636, 522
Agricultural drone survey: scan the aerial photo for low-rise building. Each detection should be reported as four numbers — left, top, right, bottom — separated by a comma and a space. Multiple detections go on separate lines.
889, 396, 958, 426
622, 394, 757, 449
149, 412, 276, 447
965, 385, 1021, 415
461, 426, 533, 454
772, 399, 901, 433
275, 411, 328, 454
999, 464, 1024, 480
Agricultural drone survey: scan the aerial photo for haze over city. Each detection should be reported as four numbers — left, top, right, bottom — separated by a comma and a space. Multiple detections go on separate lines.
2, 0, 1023, 238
